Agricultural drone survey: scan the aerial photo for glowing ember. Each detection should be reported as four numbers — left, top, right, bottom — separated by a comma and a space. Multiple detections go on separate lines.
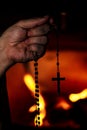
69, 89, 87, 102
24, 74, 46, 126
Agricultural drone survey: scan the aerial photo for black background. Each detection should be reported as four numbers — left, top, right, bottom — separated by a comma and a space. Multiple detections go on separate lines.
0, 0, 87, 33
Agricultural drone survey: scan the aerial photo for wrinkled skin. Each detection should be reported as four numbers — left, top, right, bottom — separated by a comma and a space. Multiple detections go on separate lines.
0, 16, 53, 76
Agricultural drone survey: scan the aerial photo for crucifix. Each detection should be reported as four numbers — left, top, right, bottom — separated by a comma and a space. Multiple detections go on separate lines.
52, 27, 65, 95
52, 72, 65, 95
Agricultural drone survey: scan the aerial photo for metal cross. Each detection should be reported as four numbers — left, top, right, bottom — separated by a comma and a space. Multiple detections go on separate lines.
52, 72, 65, 95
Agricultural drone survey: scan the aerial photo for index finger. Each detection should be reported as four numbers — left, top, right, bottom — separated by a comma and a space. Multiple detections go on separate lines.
16, 16, 49, 29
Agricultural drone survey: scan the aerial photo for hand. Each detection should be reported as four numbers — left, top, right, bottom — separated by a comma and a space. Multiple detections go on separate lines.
0, 16, 53, 76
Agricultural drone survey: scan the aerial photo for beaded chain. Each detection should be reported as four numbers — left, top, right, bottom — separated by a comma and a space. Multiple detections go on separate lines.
52, 29, 65, 95
34, 60, 40, 127
32, 51, 40, 127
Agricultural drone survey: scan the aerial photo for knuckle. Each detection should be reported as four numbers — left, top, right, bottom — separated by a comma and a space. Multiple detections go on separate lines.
29, 36, 47, 44
39, 36, 47, 43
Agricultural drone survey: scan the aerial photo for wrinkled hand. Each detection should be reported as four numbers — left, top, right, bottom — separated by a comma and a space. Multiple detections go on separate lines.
0, 16, 53, 75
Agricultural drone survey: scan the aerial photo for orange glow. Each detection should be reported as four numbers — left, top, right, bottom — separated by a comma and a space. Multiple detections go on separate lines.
55, 97, 71, 110
24, 74, 46, 127
29, 51, 87, 95
69, 89, 87, 102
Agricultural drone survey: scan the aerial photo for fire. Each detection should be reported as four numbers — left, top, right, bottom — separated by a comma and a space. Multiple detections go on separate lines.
55, 97, 71, 110
69, 89, 87, 102
24, 74, 46, 126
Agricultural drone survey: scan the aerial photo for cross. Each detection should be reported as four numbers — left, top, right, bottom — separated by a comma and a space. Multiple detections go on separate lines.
52, 72, 65, 95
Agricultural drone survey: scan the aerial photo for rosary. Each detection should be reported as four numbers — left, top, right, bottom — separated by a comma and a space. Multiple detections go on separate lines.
31, 51, 41, 127
34, 60, 40, 127
52, 31, 65, 95
32, 26, 65, 127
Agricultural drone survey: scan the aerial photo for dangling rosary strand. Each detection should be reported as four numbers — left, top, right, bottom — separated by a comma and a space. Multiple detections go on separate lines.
56, 34, 60, 94
56, 35, 60, 73
52, 27, 66, 95
32, 52, 40, 127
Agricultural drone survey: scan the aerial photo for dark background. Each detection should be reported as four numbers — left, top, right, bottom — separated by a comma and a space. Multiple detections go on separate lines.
0, 0, 87, 33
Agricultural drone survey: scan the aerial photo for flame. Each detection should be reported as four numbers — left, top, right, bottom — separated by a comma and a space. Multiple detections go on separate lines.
24, 74, 46, 126
55, 97, 71, 110
69, 89, 87, 102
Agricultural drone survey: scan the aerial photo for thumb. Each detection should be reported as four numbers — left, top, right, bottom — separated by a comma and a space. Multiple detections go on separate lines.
17, 16, 49, 29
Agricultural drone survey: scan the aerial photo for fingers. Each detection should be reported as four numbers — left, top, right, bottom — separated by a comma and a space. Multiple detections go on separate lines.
25, 36, 47, 45
12, 43, 46, 62
17, 16, 49, 29
28, 24, 50, 37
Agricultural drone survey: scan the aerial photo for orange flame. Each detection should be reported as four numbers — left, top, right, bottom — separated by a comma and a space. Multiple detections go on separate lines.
69, 89, 87, 102
55, 97, 71, 110
24, 74, 46, 126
